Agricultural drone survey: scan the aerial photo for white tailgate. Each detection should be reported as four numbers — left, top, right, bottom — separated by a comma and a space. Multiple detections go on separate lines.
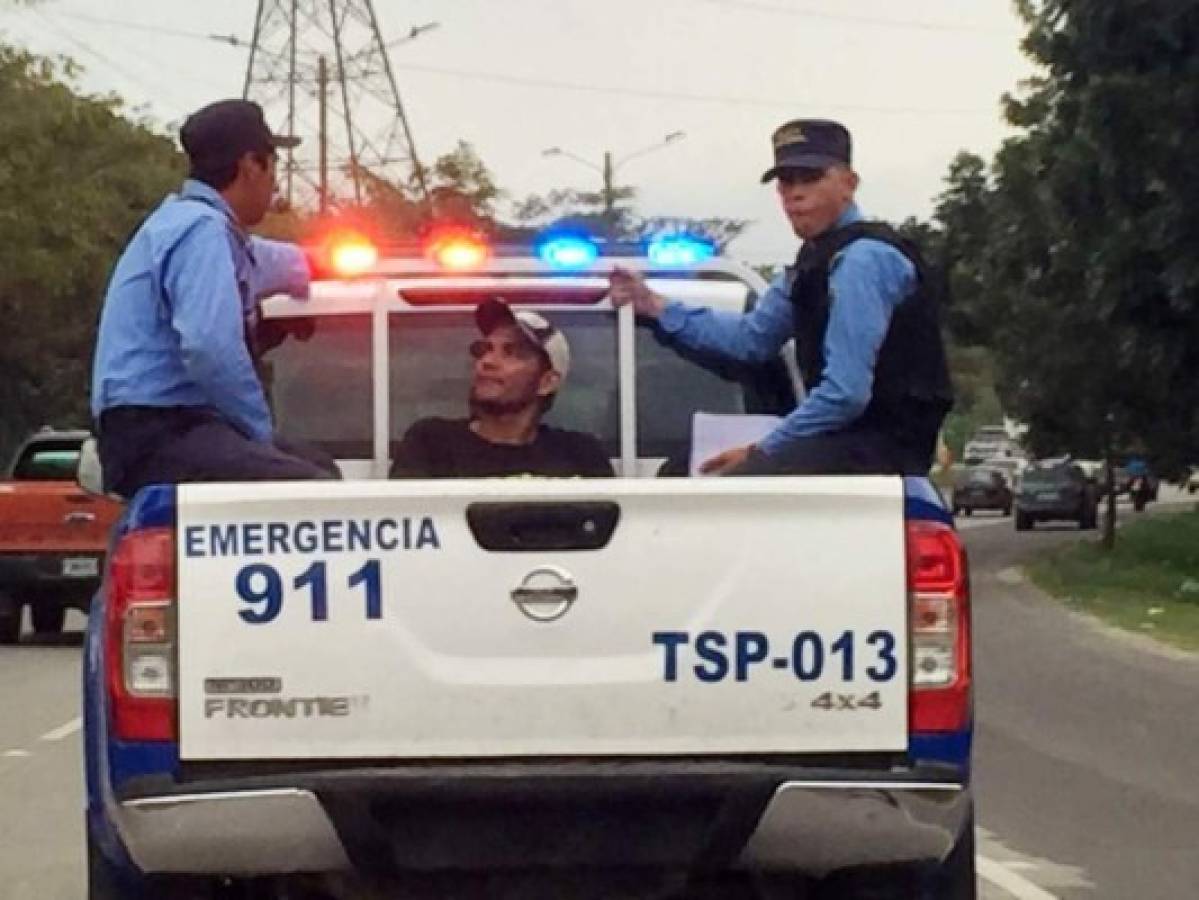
177, 478, 908, 760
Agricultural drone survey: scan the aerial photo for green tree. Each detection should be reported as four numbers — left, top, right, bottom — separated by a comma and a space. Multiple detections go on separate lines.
290, 141, 506, 244
982, 0, 1199, 544
0, 45, 183, 461
426, 140, 502, 225
931, 152, 993, 345
513, 187, 638, 240
514, 189, 750, 254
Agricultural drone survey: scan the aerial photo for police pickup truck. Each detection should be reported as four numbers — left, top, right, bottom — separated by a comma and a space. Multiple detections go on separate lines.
84, 233, 974, 899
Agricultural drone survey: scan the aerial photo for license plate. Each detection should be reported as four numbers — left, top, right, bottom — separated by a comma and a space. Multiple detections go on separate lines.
63, 557, 98, 577
1037, 492, 1058, 501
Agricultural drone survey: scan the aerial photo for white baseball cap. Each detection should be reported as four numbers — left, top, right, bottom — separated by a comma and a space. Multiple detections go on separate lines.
474, 298, 571, 385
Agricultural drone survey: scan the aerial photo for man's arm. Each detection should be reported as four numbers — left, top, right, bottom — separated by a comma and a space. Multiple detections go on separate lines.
609, 268, 793, 364
249, 236, 310, 300
756, 241, 916, 457
164, 220, 274, 443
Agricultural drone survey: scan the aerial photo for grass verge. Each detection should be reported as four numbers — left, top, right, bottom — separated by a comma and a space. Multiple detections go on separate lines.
1026, 508, 1199, 652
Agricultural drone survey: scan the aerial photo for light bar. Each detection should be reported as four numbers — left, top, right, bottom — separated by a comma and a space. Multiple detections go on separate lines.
646, 235, 716, 268
427, 230, 490, 271
329, 238, 378, 277
537, 235, 599, 270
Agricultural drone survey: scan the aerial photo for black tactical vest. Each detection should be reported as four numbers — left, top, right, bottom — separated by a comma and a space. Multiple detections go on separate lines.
790, 221, 953, 460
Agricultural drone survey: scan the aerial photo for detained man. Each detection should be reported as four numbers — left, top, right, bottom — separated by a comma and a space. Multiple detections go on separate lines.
390, 299, 614, 479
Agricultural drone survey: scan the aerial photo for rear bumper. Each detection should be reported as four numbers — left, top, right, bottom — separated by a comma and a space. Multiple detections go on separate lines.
953, 494, 1007, 510
109, 764, 971, 877
1016, 500, 1082, 518
110, 788, 349, 875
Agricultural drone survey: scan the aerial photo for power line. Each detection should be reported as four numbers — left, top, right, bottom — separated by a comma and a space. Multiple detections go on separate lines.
690, 0, 1011, 36
28, 9, 237, 45
26, 8, 194, 110
390, 61, 995, 117
15, 8, 996, 117
31, 11, 230, 98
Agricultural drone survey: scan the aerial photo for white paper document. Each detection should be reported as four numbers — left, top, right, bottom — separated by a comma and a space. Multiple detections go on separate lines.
689, 412, 782, 475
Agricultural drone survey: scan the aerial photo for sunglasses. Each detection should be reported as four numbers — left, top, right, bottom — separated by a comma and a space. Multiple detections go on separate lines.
469, 338, 543, 362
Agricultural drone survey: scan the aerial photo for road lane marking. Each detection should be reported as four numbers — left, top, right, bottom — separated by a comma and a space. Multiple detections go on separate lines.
38, 717, 81, 742
2, 749, 31, 758
978, 854, 1060, 899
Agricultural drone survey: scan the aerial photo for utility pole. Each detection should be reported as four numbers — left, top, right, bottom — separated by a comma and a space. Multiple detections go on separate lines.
318, 55, 328, 215
1102, 411, 1118, 550
601, 151, 615, 223
285, 0, 297, 204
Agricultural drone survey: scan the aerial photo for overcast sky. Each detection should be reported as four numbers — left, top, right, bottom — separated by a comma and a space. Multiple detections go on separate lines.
1, 0, 1037, 263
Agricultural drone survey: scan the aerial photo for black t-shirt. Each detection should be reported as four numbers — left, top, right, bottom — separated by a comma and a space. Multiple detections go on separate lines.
390, 418, 614, 479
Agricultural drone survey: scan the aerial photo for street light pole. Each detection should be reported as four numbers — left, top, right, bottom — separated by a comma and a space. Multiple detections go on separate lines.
602, 151, 615, 223
542, 132, 686, 233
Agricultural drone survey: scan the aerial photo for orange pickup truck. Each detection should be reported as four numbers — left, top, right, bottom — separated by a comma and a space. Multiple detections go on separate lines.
0, 430, 122, 643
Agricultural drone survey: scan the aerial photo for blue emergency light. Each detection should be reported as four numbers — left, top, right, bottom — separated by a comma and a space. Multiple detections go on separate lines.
537, 235, 600, 270
646, 235, 716, 267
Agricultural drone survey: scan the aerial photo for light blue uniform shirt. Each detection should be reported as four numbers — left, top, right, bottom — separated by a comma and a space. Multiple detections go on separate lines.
657, 203, 917, 457
90, 180, 309, 443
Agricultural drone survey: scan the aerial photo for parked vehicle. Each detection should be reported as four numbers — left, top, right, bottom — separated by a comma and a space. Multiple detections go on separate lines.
0, 429, 123, 643
962, 426, 1022, 467
953, 466, 1013, 516
1015, 461, 1099, 531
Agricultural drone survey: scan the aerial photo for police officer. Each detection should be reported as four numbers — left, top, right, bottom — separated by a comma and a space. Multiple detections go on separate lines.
609, 119, 953, 476
91, 99, 338, 498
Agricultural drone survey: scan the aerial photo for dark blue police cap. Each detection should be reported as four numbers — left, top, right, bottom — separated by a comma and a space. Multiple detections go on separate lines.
760, 119, 852, 183
181, 99, 300, 168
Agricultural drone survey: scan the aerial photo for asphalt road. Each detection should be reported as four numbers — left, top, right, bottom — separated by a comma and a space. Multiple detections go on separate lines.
963, 489, 1199, 899
0, 492, 1194, 899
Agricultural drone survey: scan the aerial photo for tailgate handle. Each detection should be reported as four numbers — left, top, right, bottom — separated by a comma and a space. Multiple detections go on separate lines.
466, 502, 620, 552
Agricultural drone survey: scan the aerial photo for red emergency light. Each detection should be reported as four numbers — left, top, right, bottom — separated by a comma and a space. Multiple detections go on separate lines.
306, 232, 379, 280
426, 229, 490, 271
329, 237, 379, 277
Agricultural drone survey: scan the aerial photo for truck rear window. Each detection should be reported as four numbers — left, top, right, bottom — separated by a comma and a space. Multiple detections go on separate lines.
263, 314, 373, 458
388, 311, 765, 462
261, 296, 793, 470
12, 446, 81, 481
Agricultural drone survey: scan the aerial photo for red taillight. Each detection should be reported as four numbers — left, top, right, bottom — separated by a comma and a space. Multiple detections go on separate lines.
105, 527, 176, 742
907, 520, 971, 733
426, 230, 489, 270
